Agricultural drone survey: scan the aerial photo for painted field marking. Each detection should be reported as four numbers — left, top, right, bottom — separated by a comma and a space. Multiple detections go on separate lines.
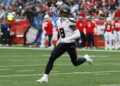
0, 70, 120, 78
99, 84, 120, 86
18, 70, 35, 72
41, 54, 108, 58
0, 63, 120, 67
0, 47, 120, 52
0, 69, 11, 71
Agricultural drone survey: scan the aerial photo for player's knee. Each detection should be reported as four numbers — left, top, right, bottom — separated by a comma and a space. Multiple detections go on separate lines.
73, 63, 79, 66
72, 61, 79, 66
49, 54, 57, 63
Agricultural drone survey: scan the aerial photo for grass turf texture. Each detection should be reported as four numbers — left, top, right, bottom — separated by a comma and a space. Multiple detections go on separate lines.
0, 47, 120, 86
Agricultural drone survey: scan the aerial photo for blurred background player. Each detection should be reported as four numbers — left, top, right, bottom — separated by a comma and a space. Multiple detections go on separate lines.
84, 16, 97, 49
40, 14, 53, 48
104, 17, 113, 50
39, 14, 49, 48
112, 17, 120, 49
37, 4, 93, 83
76, 16, 86, 48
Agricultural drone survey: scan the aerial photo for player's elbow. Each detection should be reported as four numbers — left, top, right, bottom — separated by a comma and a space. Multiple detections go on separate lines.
78, 32, 80, 38
75, 30, 80, 38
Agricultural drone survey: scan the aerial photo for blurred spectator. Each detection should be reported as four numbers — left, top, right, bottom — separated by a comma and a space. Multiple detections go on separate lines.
42, 14, 53, 47
0, 4, 4, 10
16, 0, 24, 9
56, 0, 63, 8
23, 5, 36, 46
84, 16, 97, 49
108, 0, 116, 11
34, 0, 41, 6
104, 10, 109, 18
88, 4, 96, 16
23, 5, 35, 25
114, 7, 120, 18
9, 3, 17, 12
49, 3, 57, 17
79, 10, 87, 18
108, 10, 115, 20
41, 0, 46, 4
76, 16, 86, 48
0, 20, 12, 46
98, 7, 105, 18
91, 11, 98, 19
23, 0, 27, 4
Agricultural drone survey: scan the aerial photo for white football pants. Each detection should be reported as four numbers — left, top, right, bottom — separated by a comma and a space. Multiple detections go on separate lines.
40, 30, 47, 47
113, 31, 120, 49
104, 32, 112, 50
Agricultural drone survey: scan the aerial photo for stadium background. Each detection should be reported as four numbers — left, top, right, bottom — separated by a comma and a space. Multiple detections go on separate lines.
0, 1, 120, 86
0, 0, 120, 47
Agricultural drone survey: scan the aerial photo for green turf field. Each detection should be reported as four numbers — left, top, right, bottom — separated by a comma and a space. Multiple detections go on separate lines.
0, 47, 120, 86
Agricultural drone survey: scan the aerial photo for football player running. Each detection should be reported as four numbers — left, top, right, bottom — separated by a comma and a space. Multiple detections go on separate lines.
36, 4, 93, 83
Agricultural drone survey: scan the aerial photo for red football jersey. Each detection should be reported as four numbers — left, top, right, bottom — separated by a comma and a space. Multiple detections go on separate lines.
42, 20, 53, 35
104, 23, 112, 32
76, 20, 85, 32
85, 21, 96, 34
113, 21, 120, 31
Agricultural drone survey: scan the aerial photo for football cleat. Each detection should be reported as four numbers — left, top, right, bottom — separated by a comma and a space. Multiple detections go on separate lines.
84, 54, 93, 64
37, 75, 48, 83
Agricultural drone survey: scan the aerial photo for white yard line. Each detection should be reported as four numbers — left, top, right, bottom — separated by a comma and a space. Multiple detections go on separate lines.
0, 69, 11, 71
18, 70, 35, 72
0, 70, 120, 78
0, 47, 120, 52
0, 63, 120, 67
42, 54, 108, 57
0, 64, 72, 67
99, 84, 120, 86
93, 73, 110, 76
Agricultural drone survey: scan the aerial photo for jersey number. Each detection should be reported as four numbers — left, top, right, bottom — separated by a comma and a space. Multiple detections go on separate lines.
59, 28, 65, 38
107, 25, 111, 30
115, 23, 120, 28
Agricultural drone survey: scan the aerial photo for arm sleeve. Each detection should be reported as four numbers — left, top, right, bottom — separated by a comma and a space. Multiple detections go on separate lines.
68, 29, 80, 40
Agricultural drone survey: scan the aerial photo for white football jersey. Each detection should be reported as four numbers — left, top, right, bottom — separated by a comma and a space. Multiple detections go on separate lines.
57, 17, 76, 43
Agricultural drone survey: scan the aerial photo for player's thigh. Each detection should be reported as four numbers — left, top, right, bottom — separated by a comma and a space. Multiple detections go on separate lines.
50, 43, 66, 60
86, 35, 90, 42
104, 32, 108, 40
91, 34, 94, 41
67, 44, 78, 62
108, 32, 112, 41
117, 31, 120, 40
113, 31, 117, 39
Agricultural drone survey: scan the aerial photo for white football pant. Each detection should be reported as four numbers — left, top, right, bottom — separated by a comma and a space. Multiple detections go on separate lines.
104, 32, 112, 50
40, 30, 47, 47
113, 31, 120, 49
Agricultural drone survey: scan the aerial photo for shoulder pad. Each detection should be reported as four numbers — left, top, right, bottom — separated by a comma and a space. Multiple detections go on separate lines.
69, 18, 76, 23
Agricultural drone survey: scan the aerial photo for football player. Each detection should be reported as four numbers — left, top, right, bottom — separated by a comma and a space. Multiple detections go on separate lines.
104, 17, 113, 50
39, 14, 50, 48
40, 14, 53, 48
36, 5, 93, 83
112, 17, 120, 49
